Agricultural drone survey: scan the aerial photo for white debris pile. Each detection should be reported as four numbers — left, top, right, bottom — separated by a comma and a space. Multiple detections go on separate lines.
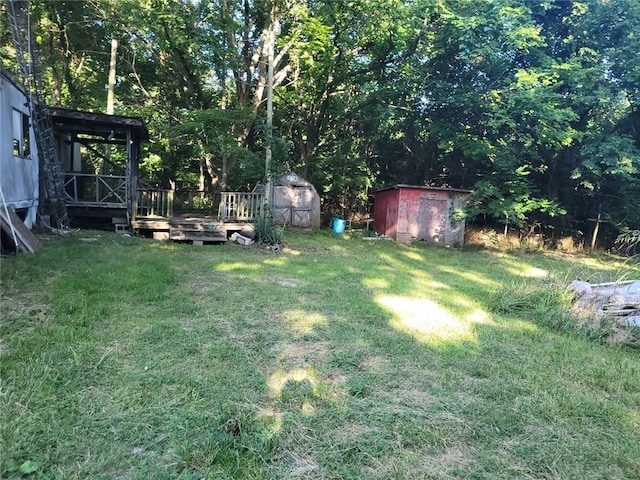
567, 280, 640, 328
230, 232, 254, 246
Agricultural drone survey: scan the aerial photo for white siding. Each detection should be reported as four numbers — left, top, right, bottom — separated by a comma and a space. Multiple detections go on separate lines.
0, 71, 39, 228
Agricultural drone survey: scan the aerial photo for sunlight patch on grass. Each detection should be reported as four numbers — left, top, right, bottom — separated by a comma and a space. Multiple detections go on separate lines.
329, 244, 348, 254
438, 266, 501, 288
574, 256, 625, 271
466, 308, 496, 326
402, 250, 425, 262
268, 368, 317, 398
362, 277, 390, 289
624, 408, 640, 431
263, 257, 288, 266
377, 295, 478, 345
284, 310, 326, 334
215, 262, 261, 273
496, 315, 541, 334
301, 401, 315, 414
526, 267, 549, 278
407, 268, 452, 291
257, 407, 283, 435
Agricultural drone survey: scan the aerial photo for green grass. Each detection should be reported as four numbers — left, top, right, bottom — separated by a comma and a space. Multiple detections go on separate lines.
1, 230, 639, 479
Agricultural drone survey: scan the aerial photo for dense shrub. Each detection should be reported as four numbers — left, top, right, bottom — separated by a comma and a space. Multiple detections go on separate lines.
254, 207, 284, 245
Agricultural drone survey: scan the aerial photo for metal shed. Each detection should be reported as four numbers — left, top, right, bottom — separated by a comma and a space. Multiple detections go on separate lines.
272, 172, 321, 228
373, 185, 471, 245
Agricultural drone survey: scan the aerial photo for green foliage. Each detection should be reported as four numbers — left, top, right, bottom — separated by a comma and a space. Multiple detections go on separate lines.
489, 276, 640, 347
254, 207, 284, 245
489, 278, 575, 326
5, 0, 640, 238
615, 230, 640, 256
466, 178, 567, 230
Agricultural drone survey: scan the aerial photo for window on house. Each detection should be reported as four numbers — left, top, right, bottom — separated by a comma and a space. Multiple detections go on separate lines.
12, 109, 30, 158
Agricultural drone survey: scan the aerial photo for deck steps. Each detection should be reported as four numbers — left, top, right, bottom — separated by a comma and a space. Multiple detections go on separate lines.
169, 216, 227, 243
132, 214, 254, 244
169, 230, 227, 243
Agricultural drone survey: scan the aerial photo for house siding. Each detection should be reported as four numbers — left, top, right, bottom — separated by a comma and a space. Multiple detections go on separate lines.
0, 70, 39, 228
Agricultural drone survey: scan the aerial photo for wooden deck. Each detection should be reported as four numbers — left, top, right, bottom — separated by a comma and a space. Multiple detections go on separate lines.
132, 214, 254, 244
61, 176, 261, 244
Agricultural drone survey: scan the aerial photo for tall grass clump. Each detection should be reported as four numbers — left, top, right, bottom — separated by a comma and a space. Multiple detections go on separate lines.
489, 278, 575, 329
489, 277, 640, 347
254, 206, 284, 245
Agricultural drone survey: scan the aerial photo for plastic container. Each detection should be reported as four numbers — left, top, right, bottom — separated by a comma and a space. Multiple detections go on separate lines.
332, 218, 347, 234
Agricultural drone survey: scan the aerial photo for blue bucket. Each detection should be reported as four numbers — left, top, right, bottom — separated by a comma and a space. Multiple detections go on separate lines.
332, 218, 347, 235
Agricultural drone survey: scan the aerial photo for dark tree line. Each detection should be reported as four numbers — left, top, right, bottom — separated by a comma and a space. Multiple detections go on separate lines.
2, 0, 638, 244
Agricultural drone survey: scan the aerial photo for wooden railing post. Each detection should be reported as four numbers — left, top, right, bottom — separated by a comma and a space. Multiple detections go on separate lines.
217, 192, 265, 221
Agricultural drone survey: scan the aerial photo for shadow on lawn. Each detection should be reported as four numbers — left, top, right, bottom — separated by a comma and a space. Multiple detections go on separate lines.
3, 232, 636, 479
227, 238, 640, 479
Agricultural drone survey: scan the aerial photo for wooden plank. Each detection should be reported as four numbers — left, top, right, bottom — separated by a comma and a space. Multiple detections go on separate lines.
0, 216, 21, 251
169, 231, 227, 242
131, 219, 171, 229
603, 305, 640, 315
0, 207, 41, 253
592, 280, 638, 288
169, 224, 222, 234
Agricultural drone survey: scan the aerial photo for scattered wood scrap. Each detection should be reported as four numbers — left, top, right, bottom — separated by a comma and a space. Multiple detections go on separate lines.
0, 207, 41, 253
568, 280, 640, 327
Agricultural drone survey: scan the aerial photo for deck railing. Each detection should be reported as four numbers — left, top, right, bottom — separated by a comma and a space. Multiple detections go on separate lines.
218, 192, 265, 221
63, 173, 259, 222
64, 173, 126, 206
136, 187, 174, 218
174, 190, 217, 212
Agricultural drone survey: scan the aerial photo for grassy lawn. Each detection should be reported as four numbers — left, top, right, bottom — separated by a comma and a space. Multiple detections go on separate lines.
1, 230, 639, 479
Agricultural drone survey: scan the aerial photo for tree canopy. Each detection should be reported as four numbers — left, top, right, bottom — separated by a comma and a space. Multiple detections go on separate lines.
2, 0, 638, 243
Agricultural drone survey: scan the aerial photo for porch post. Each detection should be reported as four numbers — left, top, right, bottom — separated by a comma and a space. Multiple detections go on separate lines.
127, 131, 138, 221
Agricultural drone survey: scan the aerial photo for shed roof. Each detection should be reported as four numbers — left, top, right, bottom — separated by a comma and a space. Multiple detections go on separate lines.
375, 184, 472, 194
48, 107, 149, 141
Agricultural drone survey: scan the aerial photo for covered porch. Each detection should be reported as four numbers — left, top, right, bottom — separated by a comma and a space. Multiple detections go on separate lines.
50, 107, 149, 223
50, 107, 268, 241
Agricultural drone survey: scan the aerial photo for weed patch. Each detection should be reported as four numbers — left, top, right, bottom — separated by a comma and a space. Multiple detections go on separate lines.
489, 272, 640, 347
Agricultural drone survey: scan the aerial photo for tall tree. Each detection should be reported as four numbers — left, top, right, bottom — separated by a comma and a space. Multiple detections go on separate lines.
4, 0, 638, 239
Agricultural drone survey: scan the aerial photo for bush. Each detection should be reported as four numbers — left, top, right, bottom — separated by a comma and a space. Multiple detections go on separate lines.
254, 207, 284, 245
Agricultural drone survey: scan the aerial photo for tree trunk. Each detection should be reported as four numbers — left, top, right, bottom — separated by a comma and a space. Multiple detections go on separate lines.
590, 208, 601, 251
107, 39, 118, 115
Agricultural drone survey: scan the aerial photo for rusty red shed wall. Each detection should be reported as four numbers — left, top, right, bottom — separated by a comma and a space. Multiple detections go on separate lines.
373, 188, 399, 239
373, 185, 469, 244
